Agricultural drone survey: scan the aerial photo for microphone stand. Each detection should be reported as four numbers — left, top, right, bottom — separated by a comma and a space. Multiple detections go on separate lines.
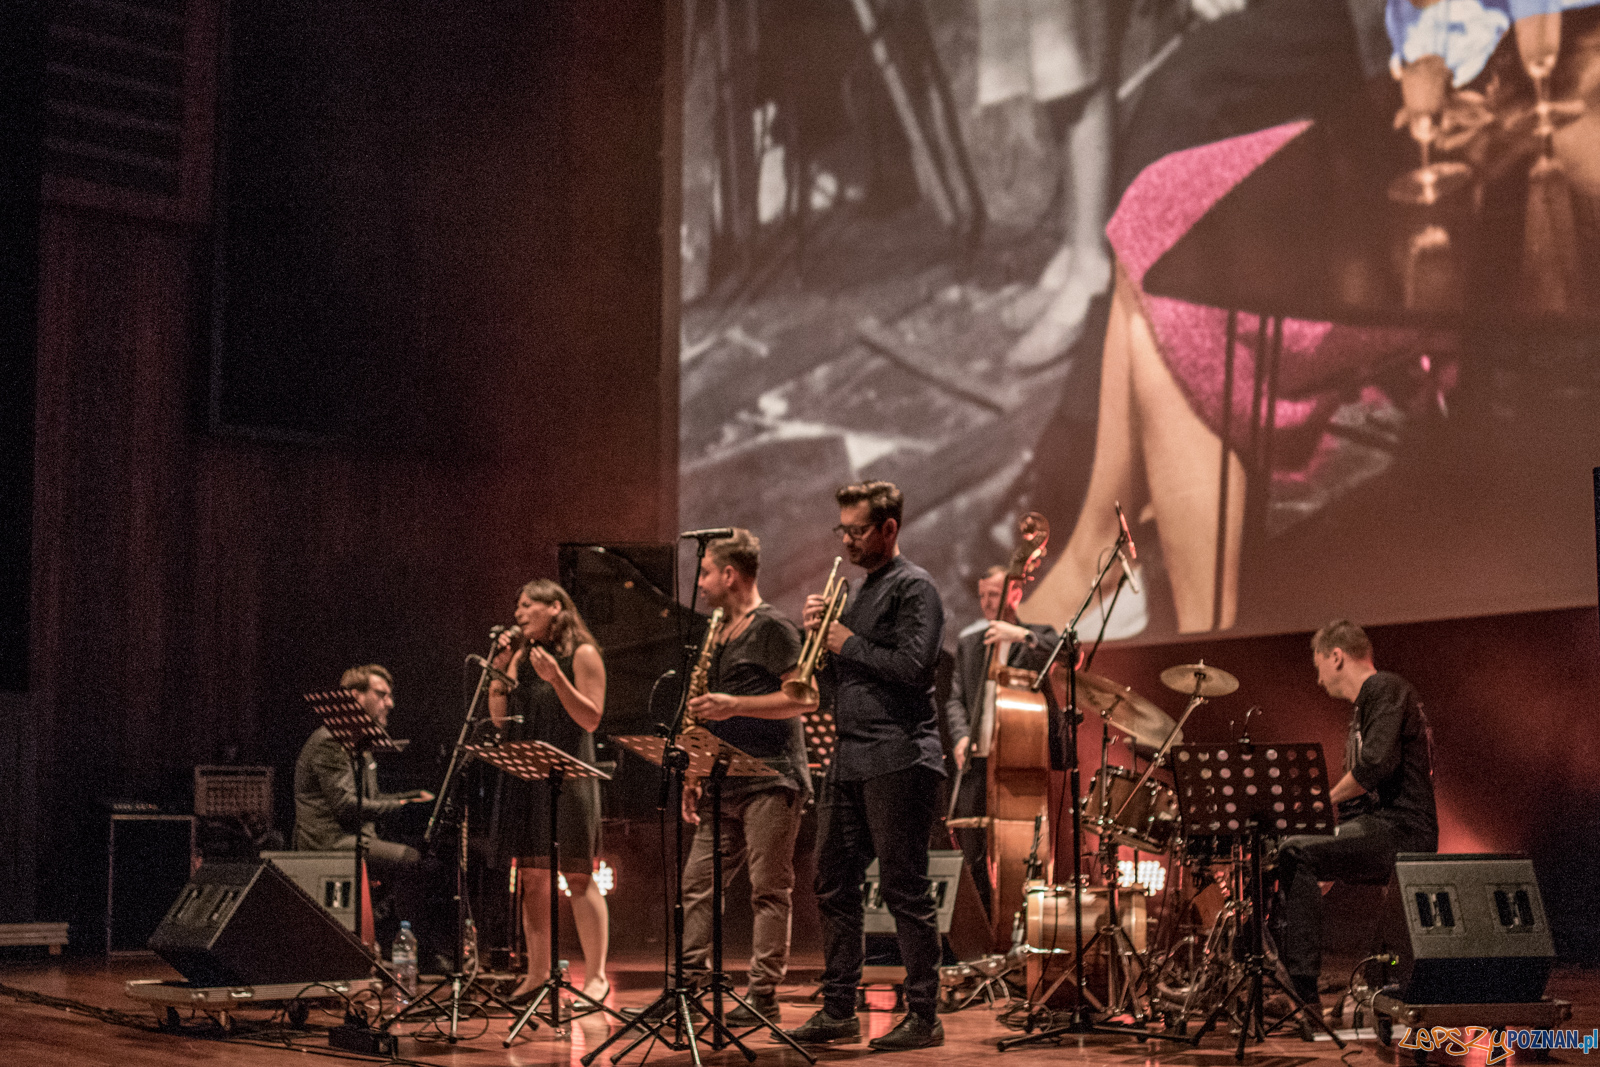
1000, 532, 1143, 1050
385, 635, 522, 1039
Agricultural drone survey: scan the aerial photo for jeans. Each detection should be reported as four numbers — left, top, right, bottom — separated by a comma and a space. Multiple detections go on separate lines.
1275, 814, 1435, 983
814, 765, 942, 1019
680, 784, 805, 996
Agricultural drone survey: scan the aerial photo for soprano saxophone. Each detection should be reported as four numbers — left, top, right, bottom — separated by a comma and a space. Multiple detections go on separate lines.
682, 606, 724, 728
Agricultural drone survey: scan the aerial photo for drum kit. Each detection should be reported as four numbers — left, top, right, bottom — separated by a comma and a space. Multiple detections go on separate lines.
973, 658, 1321, 1046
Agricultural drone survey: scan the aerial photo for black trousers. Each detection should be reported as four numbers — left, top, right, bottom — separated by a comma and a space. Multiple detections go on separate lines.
815, 765, 942, 1019
1274, 814, 1435, 983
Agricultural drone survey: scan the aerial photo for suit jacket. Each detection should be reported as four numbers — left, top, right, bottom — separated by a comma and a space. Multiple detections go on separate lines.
293, 726, 408, 850
943, 619, 1058, 751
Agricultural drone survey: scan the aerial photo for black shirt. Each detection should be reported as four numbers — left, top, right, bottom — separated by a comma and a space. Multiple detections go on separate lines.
705, 603, 809, 795
825, 554, 946, 782
1341, 670, 1437, 844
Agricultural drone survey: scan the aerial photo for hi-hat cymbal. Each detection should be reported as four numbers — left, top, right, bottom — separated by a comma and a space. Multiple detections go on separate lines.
1073, 671, 1180, 748
1159, 661, 1239, 698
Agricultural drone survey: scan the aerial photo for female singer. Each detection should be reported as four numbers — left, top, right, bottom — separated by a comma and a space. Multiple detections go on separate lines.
488, 579, 609, 1006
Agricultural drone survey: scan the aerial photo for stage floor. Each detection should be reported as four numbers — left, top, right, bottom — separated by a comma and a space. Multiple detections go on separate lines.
2, 954, 1594, 1067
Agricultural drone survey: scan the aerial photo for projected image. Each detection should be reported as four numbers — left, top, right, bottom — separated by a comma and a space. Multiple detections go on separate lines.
678, 1, 1600, 643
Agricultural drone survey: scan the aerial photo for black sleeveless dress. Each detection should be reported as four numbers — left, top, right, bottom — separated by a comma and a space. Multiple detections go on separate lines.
488, 648, 601, 873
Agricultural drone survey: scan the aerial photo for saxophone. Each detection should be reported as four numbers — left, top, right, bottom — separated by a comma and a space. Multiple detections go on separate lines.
683, 607, 724, 728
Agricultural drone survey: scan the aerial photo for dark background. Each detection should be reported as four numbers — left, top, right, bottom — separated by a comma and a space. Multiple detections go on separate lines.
1, 0, 1596, 969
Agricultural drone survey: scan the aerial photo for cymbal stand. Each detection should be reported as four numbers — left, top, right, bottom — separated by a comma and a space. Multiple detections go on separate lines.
1000, 523, 1145, 1050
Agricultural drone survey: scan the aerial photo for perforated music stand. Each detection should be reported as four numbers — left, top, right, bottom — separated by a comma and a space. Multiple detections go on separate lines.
1170, 742, 1342, 1059
303, 689, 406, 953
585, 729, 814, 1067
466, 740, 622, 1043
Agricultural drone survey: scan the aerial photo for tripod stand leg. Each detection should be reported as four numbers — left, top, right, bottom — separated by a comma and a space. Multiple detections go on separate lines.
699, 987, 815, 1064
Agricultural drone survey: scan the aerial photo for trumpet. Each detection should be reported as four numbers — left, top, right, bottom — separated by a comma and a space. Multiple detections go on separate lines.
783, 557, 848, 705
683, 606, 724, 727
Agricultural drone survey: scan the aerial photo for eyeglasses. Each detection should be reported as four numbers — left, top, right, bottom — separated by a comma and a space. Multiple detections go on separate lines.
832, 521, 880, 540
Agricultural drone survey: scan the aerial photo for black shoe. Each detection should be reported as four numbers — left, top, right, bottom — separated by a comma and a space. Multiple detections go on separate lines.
868, 1013, 944, 1051
784, 1008, 861, 1045
724, 992, 779, 1027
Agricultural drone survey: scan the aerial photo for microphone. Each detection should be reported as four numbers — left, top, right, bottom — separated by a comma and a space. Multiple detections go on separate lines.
680, 527, 734, 540
1115, 546, 1141, 595
1115, 501, 1137, 561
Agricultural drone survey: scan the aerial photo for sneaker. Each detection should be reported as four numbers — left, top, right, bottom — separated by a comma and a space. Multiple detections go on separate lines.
784, 1008, 860, 1045
868, 1012, 944, 1051
724, 992, 779, 1027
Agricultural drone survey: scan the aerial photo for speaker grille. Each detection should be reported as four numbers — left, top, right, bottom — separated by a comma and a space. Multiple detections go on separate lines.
44, 0, 186, 197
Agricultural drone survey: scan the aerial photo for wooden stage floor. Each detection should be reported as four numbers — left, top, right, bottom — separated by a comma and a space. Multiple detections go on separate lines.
2, 954, 1594, 1067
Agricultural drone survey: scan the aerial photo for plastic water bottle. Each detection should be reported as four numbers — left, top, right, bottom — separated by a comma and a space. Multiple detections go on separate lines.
392, 921, 418, 1004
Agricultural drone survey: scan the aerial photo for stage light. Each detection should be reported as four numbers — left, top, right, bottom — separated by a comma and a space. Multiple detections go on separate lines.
594, 859, 615, 897
1117, 859, 1168, 892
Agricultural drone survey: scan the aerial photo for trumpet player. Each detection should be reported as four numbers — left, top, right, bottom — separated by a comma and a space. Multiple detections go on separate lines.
786, 481, 947, 1052
679, 529, 809, 1025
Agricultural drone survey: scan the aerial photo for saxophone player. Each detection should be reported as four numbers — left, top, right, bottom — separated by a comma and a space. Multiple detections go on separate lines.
679, 528, 809, 1024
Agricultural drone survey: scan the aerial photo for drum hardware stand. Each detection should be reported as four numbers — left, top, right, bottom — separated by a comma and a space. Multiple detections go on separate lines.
379, 640, 525, 1039
480, 741, 621, 1044
999, 517, 1149, 1050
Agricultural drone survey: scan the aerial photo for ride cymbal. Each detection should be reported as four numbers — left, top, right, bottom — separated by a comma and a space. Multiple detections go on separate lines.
1073, 671, 1180, 748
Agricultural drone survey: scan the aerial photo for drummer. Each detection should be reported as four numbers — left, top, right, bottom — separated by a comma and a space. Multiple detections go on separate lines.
1276, 621, 1437, 1018
944, 566, 1057, 913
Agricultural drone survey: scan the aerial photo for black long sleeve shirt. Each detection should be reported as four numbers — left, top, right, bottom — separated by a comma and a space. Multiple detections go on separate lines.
1342, 671, 1437, 845
825, 554, 946, 782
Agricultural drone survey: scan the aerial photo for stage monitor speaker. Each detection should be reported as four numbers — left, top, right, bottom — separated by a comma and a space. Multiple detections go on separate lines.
148, 860, 372, 987
1381, 853, 1554, 1003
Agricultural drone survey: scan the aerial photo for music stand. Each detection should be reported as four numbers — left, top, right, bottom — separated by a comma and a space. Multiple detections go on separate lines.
464, 740, 620, 1043
582, 728, 815, 1067
1170, 742, 1343, 1060
303, 690, 407, 955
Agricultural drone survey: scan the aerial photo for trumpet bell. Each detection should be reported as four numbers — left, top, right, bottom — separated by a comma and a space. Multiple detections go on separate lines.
782, 677, 820, 705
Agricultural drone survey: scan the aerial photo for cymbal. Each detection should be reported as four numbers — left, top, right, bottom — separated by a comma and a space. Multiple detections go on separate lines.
1159, 661, 1239, 698
1073, 671, 1180, 748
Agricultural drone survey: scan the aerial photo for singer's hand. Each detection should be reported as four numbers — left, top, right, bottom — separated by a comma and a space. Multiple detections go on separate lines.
982, 620, 1030, 646
527, 645, 561, 683
681, 779, 702, 825
491, 628, 521, 668
952, 735, 970, 772
688, 692, 739, 721
824, 621, 853, 654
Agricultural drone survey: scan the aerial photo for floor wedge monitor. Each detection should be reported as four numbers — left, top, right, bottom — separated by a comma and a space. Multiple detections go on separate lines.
148, 860, 373, 987
1382, 853, 1554, 1003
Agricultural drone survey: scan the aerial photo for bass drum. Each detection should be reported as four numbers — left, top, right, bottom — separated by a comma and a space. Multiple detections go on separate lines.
1024, 884, 1147, 952
1023, 885, 1148, 1008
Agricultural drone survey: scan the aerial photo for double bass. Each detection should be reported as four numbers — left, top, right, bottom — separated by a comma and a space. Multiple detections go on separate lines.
970, 514, 1053, 948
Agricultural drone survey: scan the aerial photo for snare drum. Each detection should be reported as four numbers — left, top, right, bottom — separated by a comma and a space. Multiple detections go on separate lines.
1080, 765, 1180, 853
